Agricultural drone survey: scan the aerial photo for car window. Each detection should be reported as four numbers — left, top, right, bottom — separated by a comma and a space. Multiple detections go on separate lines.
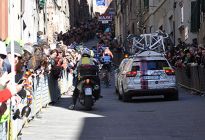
141, 60, 169, 70
119, 60, 128, 71
132, 62, 140, 71
124, 60, 133, 71
131, 66, 140, 71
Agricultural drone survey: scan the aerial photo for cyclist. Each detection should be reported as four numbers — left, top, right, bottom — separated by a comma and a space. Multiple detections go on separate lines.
103, 47, 113, 58
101, 50, 112, 86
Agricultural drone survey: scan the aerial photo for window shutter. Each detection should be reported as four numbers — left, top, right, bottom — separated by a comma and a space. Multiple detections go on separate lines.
144, 0, 149, 8
191, 1, 200, 32
201, 0, 205, 12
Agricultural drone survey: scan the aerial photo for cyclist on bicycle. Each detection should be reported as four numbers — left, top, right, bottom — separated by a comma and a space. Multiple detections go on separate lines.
103, 47, 113, 58
101, 48, 113, 86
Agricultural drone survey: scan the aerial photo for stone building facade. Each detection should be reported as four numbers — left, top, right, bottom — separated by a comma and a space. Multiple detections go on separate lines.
115, 0, 141, 44
0, 0, 98, 44
198, 1, 205, 45
114, 0, 205, 46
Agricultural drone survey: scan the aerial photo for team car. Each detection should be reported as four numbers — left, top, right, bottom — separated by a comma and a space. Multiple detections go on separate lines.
117, 32, 178, 102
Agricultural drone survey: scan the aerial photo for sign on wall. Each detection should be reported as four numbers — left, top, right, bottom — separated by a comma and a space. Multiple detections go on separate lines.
98, 14, 112, 24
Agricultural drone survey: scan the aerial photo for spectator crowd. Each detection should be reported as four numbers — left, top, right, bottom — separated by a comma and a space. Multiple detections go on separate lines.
0, 19, 101, 122
166, 38, 205, 68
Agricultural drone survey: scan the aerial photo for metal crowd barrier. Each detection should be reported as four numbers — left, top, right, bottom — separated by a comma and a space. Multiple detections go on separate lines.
176, 64, 205, 94
0, 70, 72, 140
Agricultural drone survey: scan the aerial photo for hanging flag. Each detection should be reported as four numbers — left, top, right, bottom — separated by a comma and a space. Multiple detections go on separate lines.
96, 0, 105, 6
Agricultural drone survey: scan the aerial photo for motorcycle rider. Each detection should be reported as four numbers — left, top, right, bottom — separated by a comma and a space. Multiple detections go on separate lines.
69, 48, 101, 110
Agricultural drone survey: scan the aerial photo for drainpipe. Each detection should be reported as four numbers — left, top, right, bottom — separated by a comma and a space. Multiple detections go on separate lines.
44, 0, 47, 36
139, 0, 142, 34
173, 0, 176, 45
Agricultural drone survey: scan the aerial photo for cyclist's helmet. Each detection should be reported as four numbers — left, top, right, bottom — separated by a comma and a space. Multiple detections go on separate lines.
90, 50, 94, 58
82, 48, 91, 57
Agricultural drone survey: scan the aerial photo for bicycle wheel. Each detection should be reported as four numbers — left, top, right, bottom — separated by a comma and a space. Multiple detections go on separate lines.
104, 71, 109, 88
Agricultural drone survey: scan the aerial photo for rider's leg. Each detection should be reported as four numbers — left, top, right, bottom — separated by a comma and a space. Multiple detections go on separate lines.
69, 78, 81, 110
73, 88, 79, 105
69, 88, 79, 110
108, 63, 112, 85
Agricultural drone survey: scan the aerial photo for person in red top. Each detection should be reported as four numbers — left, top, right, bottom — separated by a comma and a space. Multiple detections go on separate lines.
0, 89, 12, 102
0, 81, 23, 102
0, 72, 23, 102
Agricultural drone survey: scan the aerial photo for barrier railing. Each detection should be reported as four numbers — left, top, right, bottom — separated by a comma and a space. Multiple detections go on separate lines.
0, 70, 72, 140
176, 64, 205, 94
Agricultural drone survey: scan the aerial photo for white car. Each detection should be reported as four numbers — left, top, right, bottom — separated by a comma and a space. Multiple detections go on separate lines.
114, 58, 130, 95
118, 51, 178, 102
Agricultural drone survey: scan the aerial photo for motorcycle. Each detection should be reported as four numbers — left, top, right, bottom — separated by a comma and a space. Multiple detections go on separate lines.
77, 65, 100, 110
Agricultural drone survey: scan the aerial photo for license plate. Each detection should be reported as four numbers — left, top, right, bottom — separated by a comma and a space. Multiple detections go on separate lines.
85, 88, 92, 95
143, 76, 159, 80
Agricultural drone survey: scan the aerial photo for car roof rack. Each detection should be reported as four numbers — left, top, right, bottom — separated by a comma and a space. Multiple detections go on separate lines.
131, 31, 168, 55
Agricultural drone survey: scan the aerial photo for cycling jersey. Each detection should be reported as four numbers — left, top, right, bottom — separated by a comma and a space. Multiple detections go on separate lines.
102, 55, 111, 63
103, 48, 113, 58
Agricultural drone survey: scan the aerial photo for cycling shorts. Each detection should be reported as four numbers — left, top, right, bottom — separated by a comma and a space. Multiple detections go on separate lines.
102, 63, 111, 72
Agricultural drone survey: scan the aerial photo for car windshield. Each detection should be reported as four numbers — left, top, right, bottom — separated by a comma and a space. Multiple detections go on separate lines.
141, 60, 169, 70
133, 60, 169, 71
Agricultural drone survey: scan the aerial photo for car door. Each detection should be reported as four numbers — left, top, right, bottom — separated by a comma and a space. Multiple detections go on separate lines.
114, 67, 120, 89
115, 59, 128, 90
119, 59, 133, 94
117, 60, 129, 87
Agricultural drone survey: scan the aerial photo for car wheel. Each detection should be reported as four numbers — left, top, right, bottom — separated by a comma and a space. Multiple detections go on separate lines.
122, 94, 131, 102
122, 86, 131, 102
164, 90, 179, 101
118, 93, 122, 100
115, 88, 119, 94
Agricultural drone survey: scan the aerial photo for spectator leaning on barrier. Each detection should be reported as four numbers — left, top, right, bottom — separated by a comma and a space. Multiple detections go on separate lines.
30, 45, 44, 71
0, 41, 23, 102
184, 50, 195, 65
0, 75, 23, 102
0, 41, 7, 74
0, 41, 8, 83
22, 43, 34, 71
200, 47, 205, 66
5, 41, 23, 74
